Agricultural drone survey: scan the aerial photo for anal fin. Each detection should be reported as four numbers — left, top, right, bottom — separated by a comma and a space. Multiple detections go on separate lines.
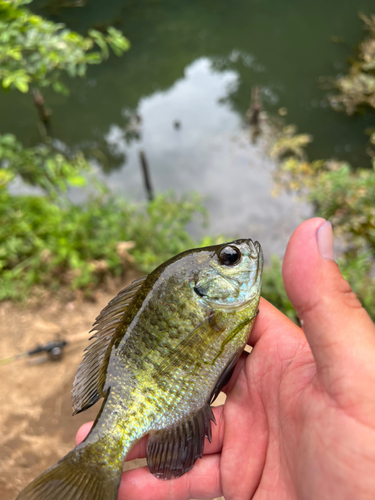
146, 404, 216, 480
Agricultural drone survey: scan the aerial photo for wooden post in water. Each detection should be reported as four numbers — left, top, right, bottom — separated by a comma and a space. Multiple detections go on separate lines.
139, 150, 154, 202
246, 86, 262, 144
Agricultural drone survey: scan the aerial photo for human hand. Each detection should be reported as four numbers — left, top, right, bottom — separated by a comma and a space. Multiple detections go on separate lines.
76, 217, 375, 500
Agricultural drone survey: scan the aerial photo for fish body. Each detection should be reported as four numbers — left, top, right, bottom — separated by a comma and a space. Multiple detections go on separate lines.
17, 239, 263, 500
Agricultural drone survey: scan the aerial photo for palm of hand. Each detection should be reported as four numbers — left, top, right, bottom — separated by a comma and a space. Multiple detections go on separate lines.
220, 300, 374, 500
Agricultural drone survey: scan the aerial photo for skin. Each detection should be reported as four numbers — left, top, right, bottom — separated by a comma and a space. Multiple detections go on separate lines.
77, 217, 375, 500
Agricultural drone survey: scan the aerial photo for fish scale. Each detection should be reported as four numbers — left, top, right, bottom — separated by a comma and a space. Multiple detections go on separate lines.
17, 239, 263, 500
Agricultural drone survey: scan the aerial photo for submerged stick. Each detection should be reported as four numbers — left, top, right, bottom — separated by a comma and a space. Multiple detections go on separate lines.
139, 149, 154, 202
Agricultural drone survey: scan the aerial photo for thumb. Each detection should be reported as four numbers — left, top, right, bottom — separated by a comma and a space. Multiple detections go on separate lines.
282, 218, 375, 406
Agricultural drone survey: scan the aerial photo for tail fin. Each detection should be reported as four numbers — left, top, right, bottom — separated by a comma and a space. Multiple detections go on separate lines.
16, 444, 122, 500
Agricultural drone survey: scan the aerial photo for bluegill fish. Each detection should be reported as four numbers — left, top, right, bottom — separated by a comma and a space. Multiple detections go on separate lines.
17, 239, 263, 500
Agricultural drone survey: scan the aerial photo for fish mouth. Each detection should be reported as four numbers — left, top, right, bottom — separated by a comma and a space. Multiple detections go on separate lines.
243, 239, 263, 284
252, 241, 263, 283
247, 239, 260, 259
243, 239, 263, 297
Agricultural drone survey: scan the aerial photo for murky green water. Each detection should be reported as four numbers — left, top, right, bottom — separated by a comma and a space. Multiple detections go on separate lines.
1, 0, 374, 255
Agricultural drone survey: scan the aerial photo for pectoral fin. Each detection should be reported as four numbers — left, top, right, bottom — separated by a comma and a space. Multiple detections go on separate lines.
146, 404, 216, 480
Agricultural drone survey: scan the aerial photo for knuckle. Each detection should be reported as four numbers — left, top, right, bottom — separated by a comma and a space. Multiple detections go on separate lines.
296, 297, 322, 323
336, 275, 363, 310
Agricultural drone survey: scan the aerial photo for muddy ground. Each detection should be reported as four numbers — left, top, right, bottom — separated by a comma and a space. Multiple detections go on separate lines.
0, 273, 225, 500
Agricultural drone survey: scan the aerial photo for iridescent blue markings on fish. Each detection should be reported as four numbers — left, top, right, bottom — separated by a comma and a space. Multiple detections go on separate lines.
16, 239, 263, 500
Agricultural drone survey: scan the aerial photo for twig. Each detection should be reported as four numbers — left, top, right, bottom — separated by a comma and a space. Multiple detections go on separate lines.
139, 150, 154, 202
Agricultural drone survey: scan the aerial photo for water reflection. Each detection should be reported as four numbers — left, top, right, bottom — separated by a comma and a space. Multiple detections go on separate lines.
103, 58, 311, 258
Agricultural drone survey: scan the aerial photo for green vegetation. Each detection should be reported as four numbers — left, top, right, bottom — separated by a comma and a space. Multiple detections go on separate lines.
264, 125, 375, 322
0, 185, 205, 300
261, 255, 297, 322
329, 14, 375, 116
0, 1, 210, 301
261, 15, 375, 322
0, 0, 129, 95
0, 133, 89, 192
0, 130, 207, 301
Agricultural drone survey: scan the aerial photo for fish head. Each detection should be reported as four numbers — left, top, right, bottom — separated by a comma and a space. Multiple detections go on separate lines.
193, 239, 263, 310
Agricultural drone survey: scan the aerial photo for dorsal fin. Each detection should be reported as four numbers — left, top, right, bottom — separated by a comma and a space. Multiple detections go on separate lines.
146, 404, 216, 480
71, 276, 147, 415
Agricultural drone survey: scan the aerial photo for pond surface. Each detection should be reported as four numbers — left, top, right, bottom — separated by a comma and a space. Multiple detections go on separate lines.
1, 0, 374, 257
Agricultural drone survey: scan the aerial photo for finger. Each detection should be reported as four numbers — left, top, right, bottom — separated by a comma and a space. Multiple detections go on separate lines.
282, 218, 375, 406
249, 296, 305, 347
118, 454, 222, 500
75, 422, 93, 446
248, 297, 313, 374
75, 405, 225, 458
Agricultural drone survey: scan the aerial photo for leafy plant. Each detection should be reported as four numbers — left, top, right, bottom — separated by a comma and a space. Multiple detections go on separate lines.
0, 0, 163, 302
0, 0, 130, 95
329, 13, 375, 115
0, 133, 89, 194
269, 124, 312, 163
261, 256, 298, 323
0, 189, 208, 300
0, 128, 211, 301
269, 125, 375, 321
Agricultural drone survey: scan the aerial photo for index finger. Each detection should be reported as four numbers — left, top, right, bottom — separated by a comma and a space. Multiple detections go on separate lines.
248, 297, 305, 346
118, 454, 222, 500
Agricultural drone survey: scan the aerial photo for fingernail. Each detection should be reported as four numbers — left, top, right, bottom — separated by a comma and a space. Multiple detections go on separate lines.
317, 220, 334, 260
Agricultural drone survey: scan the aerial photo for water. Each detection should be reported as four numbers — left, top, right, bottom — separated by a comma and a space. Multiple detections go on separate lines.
102, 57, 311, 256
1, 0, 373, 257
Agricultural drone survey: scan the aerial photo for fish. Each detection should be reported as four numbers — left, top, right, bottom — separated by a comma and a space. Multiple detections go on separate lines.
17, 238, 263, 500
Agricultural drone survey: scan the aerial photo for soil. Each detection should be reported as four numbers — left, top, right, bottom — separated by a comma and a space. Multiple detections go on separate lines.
0, 273, 225, 500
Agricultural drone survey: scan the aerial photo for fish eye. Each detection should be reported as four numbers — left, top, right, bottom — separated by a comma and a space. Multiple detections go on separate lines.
219, 246, 241, 266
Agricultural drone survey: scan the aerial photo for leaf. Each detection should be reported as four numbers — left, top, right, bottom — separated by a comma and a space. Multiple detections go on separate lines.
85, 52, 102, 64
1, 134, 17, 146
77, 63, 86, 77
0, 169, 15, 188
67, 175, 87, 187
109, 43, 123, 57
2, 75, 13, 88
14, 78, 29, 93
45, 158, 56, 177
88, 29, 109, 59
52, 81, 70, 96
8, 48, 22, 61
